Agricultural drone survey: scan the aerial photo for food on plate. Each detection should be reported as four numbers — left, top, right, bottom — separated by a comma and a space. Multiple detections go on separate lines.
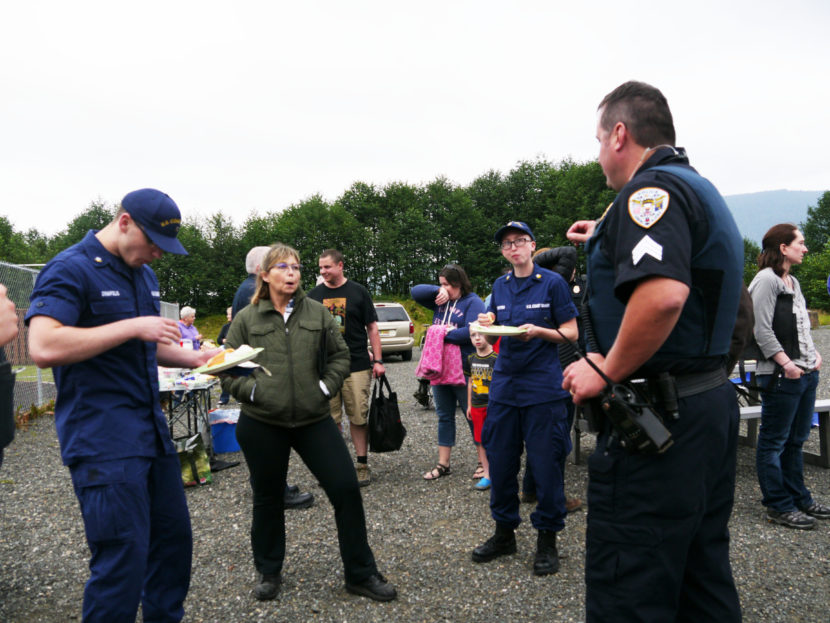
205, 344, 256, 368
207, 348, 234, 367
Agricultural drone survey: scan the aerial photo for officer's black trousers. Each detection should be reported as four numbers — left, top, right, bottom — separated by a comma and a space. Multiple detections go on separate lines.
585, 382, 742, 622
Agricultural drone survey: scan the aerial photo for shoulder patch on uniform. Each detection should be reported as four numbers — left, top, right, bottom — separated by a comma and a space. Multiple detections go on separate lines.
628, 187, 669, 229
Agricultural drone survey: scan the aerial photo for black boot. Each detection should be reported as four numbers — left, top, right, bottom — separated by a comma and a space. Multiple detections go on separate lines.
284, 486, 314, 509
533, 530, 560, 576
253, 573, 281, 600
472, 523, 517, 563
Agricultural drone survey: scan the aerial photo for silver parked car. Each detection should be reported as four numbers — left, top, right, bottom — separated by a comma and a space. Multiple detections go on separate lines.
372, 302, 414, 361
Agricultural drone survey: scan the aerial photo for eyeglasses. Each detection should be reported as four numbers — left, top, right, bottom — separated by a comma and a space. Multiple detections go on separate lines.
133, 219, 160, 250
499, 238, 532, 250
271, 262, 301, 272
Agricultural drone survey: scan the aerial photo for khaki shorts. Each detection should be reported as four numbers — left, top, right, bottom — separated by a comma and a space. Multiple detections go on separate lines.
329, 368, 372, 426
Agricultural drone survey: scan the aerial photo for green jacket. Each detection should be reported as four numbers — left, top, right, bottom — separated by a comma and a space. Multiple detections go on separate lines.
222, 288, 349, 428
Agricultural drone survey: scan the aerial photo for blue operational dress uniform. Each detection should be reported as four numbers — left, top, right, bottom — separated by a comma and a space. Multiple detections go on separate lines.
26, 230, 192, 623
583, 147, 743, 622
482, 265, 577, 532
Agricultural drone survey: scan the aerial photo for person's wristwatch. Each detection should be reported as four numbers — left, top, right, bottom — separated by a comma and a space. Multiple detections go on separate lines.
372, 359, 384, 365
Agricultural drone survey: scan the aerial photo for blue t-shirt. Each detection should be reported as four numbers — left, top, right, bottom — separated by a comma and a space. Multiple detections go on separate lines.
486, 265, 577, 406
25, 230, 172, 465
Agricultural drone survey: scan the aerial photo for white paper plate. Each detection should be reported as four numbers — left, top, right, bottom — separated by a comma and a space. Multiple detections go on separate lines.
193, 347, 264, 374
469, 322, 528, 336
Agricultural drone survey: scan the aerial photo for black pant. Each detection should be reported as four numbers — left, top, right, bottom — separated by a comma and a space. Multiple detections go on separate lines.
0, 361, 15, 469
585, 382, 742, 622
235, 413, 377, 584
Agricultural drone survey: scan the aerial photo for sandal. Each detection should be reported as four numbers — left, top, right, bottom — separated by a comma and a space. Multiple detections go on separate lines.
423, 463, 451, 480
471, 463, 485, 480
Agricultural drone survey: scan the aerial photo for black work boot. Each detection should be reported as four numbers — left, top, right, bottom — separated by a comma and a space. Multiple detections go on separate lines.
472, 523, 517, 563
533, 529, 560, 576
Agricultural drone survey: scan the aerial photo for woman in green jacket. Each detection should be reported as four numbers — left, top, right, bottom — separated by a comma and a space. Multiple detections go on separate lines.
223, 243, 397, 603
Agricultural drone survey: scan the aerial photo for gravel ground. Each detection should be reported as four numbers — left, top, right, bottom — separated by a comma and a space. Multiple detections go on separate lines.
1, 332, 829, 623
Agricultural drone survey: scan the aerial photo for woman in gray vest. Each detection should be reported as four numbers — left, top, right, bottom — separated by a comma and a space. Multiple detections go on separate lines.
750, 223, 829, 529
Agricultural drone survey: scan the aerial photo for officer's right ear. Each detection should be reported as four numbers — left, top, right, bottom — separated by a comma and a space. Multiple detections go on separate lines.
117, 211, 132, 233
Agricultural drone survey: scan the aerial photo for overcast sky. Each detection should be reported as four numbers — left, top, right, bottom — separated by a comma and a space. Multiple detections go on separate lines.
2, 0, 827, 235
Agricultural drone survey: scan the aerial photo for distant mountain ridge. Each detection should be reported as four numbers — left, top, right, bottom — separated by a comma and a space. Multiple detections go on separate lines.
724, 190, 825, 244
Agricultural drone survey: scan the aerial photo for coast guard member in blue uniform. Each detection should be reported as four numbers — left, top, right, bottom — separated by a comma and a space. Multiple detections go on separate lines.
564, 82, 743, 622
472, 221, 578, 576
27, 189, 215, 623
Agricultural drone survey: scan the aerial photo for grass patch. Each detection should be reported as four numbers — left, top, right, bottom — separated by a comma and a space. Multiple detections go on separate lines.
13, 366, 53, 383
193, 314, 229, 347
374, 295, 433, 345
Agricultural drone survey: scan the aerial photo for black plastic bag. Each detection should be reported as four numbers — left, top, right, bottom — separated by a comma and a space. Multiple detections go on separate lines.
368, 374, 406, 452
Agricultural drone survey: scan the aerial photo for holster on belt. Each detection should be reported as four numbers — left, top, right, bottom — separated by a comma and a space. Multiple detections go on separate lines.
577, 368, 727, 454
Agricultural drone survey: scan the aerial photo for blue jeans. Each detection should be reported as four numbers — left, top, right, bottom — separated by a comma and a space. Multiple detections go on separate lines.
431, 383, 472, 447
756, 370, 819, 512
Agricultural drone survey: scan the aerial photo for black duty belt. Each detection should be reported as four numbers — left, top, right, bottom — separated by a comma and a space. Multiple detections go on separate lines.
631, 368, 728, 403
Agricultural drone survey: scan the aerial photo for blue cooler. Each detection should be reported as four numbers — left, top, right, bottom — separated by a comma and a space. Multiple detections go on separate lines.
210, 409, 241, 453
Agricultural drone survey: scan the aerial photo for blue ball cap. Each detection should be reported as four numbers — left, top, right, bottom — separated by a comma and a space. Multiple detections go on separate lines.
494, 221, 535, 244
121, 188, 188, 255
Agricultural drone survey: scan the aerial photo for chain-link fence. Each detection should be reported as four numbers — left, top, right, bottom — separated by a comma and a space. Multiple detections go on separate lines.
0, 261, 55, 413
1, 261, 180, 414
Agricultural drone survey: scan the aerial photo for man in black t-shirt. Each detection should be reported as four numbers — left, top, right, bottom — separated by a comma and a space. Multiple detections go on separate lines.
308, 249, 384, 486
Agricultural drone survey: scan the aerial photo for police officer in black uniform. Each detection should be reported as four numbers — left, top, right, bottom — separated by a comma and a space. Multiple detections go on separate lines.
563, 81, 743, 622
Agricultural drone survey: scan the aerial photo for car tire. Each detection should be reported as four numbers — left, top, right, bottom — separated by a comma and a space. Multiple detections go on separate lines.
401, 349, 413, 362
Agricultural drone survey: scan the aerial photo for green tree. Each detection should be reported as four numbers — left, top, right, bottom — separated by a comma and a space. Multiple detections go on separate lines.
0, 216, 32, 263
11, 156, 622, 310
800, 190, 830, 253
23, 229, 51, 263
153, 220, 213, 311
795, 191, 830, 309
48, 200, 115, 256
796, 245, 830, 310
743, 237, 761, 285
